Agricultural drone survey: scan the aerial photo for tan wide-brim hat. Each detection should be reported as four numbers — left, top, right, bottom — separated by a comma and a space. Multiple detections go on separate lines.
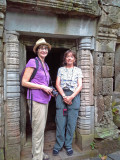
33, 38, 51, 53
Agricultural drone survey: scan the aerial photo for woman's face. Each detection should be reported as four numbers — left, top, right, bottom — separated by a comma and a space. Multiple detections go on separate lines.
65, 52, 75, 66
37, 45, 48, 59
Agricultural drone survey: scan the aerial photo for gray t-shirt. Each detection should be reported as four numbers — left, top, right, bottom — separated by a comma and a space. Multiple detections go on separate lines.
57, 66, 83, 92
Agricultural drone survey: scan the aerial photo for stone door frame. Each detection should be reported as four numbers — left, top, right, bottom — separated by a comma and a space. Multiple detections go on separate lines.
3, 30, 95, 159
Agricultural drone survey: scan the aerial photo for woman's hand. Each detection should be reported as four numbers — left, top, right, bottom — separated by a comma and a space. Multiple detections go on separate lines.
41, 86, 53, 95
63, 96, 73, 105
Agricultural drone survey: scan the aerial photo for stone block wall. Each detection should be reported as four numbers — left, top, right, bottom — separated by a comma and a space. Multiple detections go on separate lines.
0, 6, 5, 160
93, 51, 118, 138
94, 0, 120, 138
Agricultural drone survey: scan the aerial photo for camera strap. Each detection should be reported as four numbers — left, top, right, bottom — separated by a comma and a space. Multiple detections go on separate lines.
37, 56, 53, 86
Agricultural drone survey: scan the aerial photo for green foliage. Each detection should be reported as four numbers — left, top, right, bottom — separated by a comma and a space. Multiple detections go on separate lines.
112, 107, 119, 116
90, 141, 95, 150
112, 101, 117, 107
111, 100, 119, 116
99, 154, 107, 160
99, 154, 103, 158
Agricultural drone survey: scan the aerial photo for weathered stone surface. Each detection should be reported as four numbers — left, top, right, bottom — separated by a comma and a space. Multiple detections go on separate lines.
115, 74, 120, 92
115, 45, 120, 92
0, 149, 4, 160
4, 31, 21, 160
0, 26, 3, 37
0, 39, 3, 51
103, 53, 114, 66
7, 71, 20, 81
96, 37, 117, 52
0, 52, 3, 61
0, 127, 4, 148
93, 52, 103, 66
103, 78, 113, 95
7, 58, 19, 65
94, 65, 102, 95
0, 12, 4, 19
115, 45, 120, 77
76, 131, 94, 150
95, 125, 119, 139
6, 144, 20, 160
102, 66, 114, 78
104, 96, 112, 111
95, 95, 104, 123
0, 20, 4, 26
78, 105, 94, 136
98, 0, 120, 29
94, 78, 103, 96
94, 65, 102, 78
0, 0, 6, 12
7, 0, 101, 17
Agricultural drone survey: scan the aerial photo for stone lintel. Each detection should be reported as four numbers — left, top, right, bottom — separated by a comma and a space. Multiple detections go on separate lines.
7, 0, 101, 17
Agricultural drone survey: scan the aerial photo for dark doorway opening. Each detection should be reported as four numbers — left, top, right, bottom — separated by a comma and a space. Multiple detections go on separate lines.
26, 47, 68, 136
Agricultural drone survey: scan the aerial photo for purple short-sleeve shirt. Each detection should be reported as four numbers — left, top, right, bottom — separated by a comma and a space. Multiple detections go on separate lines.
26, 57, 51, 104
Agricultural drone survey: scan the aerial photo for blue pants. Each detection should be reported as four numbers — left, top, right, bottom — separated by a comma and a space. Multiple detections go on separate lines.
54, 90, 80, 150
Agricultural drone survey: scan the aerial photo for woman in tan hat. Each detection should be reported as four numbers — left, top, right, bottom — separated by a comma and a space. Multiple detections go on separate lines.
22, 38, 53, 160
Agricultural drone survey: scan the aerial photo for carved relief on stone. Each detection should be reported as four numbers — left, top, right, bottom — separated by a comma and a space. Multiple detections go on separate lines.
96, 26, 117, 52
77, 37, 94, 135
79, 50, 93, 106
4, 31, 20, 160
98, 27, 118, 36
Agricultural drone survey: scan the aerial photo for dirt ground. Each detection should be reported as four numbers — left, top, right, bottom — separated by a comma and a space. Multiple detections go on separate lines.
93, 135, 120, 156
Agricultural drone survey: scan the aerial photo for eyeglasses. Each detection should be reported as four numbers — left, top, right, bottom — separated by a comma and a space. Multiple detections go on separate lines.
38, 47, 48, 50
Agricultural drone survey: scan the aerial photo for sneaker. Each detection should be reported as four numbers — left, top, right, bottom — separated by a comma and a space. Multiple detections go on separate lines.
43, 153, 49, 160
66, 148, 73, 156
53, 148, 59, 156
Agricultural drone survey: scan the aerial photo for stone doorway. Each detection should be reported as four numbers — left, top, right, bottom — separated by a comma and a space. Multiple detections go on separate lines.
20, 43, 69, 146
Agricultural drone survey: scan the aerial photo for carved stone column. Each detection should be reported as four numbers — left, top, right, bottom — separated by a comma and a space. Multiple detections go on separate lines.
76, 37, 94, 149
3, 31, 20, 160
0, 1, 6, 160
94, 26, 119, 138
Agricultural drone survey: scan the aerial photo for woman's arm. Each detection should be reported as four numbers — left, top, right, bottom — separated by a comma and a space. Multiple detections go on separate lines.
63, 78, 82, 104
56, 76, 66, 97
22, 67, 53, 94
70, 78, 82, 99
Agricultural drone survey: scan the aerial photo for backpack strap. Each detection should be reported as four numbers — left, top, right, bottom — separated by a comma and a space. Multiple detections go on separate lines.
29, 58, 39, 81
29, 57, 39, 125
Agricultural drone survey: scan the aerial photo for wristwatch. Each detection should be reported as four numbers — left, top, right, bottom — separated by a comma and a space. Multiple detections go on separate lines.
62, 95, 66, 98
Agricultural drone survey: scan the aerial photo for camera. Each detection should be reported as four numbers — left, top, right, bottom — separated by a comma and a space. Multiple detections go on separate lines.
63, 108, 68, 116
50, 86, 58, 97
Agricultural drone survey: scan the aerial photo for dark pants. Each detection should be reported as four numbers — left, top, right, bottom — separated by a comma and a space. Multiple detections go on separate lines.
54, 90, 80, 150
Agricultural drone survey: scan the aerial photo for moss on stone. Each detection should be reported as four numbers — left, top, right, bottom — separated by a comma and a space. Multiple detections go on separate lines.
0, 149, 4, 160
